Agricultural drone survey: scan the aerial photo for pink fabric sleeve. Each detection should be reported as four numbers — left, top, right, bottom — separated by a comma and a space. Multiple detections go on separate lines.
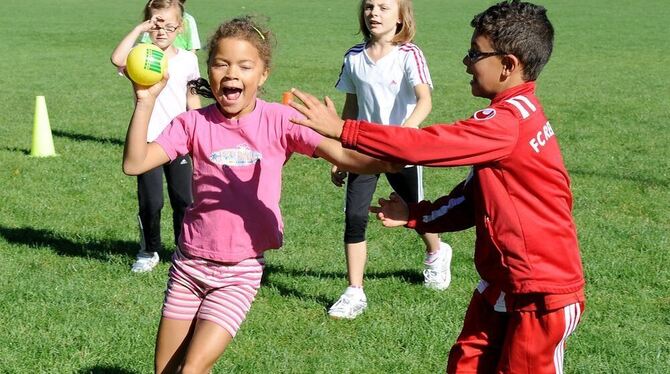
281, 106, 323, 157
154, 113, 191, 160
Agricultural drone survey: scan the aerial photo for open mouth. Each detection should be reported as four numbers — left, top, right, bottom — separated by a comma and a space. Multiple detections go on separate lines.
222, 87, 242, 102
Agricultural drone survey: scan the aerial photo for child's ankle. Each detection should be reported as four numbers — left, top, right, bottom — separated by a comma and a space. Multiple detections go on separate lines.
346, 285, 364, 294
425, 248, 443, 263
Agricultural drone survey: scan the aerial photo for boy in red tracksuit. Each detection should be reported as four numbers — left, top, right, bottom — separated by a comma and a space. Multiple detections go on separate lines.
289, 1, 585, 372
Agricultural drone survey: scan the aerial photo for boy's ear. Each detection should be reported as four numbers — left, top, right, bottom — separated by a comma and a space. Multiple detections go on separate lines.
501, 54, 522, 78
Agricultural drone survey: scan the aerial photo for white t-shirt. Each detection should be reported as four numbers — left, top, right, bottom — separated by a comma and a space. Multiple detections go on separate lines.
147, 48, 200, 141
335, 42, 432, 126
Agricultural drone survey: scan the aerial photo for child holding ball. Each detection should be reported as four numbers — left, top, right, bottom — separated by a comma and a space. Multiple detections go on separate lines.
122, 16, 398, 372
111, 0, 201, 273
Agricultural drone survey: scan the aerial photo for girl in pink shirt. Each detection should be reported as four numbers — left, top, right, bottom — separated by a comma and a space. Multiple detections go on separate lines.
121, 16, 397, 373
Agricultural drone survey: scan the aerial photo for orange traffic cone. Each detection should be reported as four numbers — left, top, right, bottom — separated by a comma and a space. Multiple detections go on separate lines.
282, 91, 293, 105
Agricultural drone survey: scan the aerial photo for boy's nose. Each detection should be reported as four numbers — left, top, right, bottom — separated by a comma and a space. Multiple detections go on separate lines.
462, 55, 472, 69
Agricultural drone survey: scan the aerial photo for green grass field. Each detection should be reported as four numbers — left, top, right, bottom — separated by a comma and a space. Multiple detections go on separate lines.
1, 0, 669, 372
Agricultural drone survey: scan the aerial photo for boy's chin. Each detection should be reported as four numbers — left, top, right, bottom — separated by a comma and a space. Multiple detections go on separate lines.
470, 85, 494, 100
470, 87, 484, 98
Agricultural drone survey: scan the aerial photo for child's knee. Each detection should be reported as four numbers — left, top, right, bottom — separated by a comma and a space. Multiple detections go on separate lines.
140, 195, 164, 212
344, 212, 369, 242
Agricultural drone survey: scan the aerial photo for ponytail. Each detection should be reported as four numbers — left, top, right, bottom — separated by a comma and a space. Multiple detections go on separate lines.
188, 78, 214, 99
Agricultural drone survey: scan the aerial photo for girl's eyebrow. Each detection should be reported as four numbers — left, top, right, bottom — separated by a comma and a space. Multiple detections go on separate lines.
212, 57, 256, 63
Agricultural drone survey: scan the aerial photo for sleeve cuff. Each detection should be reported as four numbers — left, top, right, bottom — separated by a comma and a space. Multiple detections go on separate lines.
405, 204, 419, 229
341, 119, 359, 149
154, 137, 177, 161
404, 202, 426, 233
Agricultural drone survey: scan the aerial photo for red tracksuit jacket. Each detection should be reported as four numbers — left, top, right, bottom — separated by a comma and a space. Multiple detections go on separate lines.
341, 82, 584, 295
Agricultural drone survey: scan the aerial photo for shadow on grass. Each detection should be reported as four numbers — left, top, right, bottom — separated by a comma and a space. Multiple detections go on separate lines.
0, 225, 424, 306
262, 263, 424, 309
264, 280, 335, 309
0, 131, 122, 155
569, 168, 669, 188
0, 146, 30, 155
53, 129, 124, 146
0, 225, 136, 261
265, 263, 423, 283
78, 366, 138, 374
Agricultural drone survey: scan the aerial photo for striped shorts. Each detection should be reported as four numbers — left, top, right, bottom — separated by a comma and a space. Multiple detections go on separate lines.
161, 248, 265, 337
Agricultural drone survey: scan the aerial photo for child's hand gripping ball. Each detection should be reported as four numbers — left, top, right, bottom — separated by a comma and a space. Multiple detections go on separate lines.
126, 43, 168, 86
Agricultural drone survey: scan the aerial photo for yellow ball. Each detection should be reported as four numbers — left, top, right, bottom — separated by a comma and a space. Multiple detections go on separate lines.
126, 43, 168, 86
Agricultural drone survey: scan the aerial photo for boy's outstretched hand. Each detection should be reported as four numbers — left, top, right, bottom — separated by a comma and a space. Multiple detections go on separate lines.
288, 88, 346, 139
369, 192, 410, 228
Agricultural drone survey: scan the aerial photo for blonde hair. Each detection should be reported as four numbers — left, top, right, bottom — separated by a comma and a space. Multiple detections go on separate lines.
358, 0, 416, 44
143, 0, 184, 21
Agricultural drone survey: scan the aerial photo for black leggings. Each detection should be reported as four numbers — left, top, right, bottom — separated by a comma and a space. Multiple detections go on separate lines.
136, 155, 193, 253
344, 166, 423, 243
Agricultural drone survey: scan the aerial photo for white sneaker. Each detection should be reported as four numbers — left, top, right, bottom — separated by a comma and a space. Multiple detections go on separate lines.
328, 287, 368, 319
131, 251, 159, 273
423, 242, 452, 290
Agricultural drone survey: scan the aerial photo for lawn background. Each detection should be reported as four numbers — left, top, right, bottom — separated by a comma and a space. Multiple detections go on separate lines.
0, 0, 668, 372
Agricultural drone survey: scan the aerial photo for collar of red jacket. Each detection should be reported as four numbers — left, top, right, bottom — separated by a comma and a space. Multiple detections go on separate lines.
491, 81, 536, 105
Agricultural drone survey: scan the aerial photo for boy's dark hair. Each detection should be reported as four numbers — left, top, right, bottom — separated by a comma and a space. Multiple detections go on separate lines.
471, 0, 553, 81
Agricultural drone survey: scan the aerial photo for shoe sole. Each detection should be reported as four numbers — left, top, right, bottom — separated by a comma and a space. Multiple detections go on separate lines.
131, 262, 159, 273
328, 311, 366, 320
425, 282, 450, 290
328, 306, 367, 320
131, 268, 156, 273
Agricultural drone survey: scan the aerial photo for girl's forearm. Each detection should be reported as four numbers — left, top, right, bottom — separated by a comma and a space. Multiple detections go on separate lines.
402, 85, 432, 128
335, 149, 400, 174
122, 100, 154, 175
111, 26, 145, 67
402, 99, 432, 128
